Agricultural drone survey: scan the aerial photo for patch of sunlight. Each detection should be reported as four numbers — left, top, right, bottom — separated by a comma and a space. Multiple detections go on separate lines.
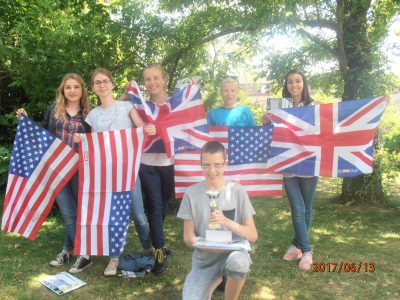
333, 236, 357, 243
313, 228, 334, 235
41, 218, 62, 229
28, 273, 48, 288
367, 239, 387, 245
172, 278, 182, 284
4, 232, 22, 238
333, 224, 347, 230
381, 232, 400, 239
252, 286, 276, 299
276, 211, 291, 220
144, 284, 164, 293
272, 247, 279, 253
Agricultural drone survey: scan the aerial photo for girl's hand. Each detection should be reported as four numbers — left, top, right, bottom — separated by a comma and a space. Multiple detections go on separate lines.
73, 133, 81, 143
144, 124, 156, 136
261, 113, 273, 125
16, 108, 28, 119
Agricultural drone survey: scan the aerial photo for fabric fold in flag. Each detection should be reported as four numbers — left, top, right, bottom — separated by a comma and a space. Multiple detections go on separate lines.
75, 128, 145, 256
2, 115, 78, 240
128, 80, 209, 157
174, 126, 283, 198
267, 97, 387, 177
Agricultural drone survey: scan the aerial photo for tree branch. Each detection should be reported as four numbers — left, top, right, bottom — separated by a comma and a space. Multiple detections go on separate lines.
297, 28, 337, 57
165, 26, 248, 89
302, 19, 337, 32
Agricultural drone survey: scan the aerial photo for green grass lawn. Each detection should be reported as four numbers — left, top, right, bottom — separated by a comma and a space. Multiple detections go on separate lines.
1, 177, 399, 300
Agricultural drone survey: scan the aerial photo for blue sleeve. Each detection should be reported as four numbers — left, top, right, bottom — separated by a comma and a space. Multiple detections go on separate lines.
207, 110, 215, 125
246, 107, 256, 126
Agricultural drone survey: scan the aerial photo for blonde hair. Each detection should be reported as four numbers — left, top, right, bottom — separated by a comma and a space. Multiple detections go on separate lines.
54, 73, 89, 121
220, 77, 239, 89
90, 67, 116, 106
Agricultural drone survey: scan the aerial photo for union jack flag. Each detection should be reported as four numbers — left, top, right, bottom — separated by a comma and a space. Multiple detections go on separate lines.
174, 126, 283, 198
2, 115, 78, 240
75, 128, 145, 256
266, 97, 387, 177
128, 81, 209, 157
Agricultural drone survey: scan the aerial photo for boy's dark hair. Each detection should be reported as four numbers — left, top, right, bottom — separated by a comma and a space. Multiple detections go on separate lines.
200, 141, 226, 162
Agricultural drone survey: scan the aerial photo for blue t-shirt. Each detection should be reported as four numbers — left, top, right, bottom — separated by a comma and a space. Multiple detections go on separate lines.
207, 105, 256, 126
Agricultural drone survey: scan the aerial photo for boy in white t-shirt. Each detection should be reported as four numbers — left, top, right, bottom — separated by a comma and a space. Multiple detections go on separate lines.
177, 141, 258, 300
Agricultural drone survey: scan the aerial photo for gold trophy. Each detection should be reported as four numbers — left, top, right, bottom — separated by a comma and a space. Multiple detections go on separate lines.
207, 190, 221, 229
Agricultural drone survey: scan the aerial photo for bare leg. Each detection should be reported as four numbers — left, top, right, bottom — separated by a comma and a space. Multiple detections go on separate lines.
207, 277, 222, 300
224, 277, 245, 300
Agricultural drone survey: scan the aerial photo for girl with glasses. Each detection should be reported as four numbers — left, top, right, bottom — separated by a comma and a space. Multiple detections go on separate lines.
85, 68, 156, 276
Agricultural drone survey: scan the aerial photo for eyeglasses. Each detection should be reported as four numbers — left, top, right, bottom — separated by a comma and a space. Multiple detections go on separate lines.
201, 162, 225, 169
94, 79, 111, 86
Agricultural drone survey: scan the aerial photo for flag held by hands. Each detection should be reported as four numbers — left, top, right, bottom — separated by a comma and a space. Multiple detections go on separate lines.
1, 115, 78, 240
128, 80, 209, 157
174, 126, 283, 198
267, 97, 387, 177
75, 128, 145, 256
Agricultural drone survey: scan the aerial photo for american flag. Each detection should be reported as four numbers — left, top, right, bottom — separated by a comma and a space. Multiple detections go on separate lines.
74, 128, 145, 256
128, 81, 209, 157
2, 115, 78, 240
267, 97, 387, 177
174, 126, 283, 198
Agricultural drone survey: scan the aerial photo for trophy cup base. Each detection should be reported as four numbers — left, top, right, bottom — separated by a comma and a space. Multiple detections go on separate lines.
205, 229, 232, 242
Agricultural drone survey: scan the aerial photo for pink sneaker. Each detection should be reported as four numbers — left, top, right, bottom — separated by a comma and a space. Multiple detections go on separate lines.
299, 252, 313, 270
283, 245, 302, 261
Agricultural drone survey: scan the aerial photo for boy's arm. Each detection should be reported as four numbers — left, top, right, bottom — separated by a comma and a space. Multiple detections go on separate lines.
210, 212, 258, 243
183, 219, 197, 248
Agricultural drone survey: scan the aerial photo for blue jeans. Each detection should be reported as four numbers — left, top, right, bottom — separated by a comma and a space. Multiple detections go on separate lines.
283, 176, 318, 252
131, 178, 152, 250
139, 164, 174, 249
56, 172, 78, 251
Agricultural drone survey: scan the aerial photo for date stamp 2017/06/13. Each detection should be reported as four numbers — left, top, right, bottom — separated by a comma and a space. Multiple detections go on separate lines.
313, 262, 375, 273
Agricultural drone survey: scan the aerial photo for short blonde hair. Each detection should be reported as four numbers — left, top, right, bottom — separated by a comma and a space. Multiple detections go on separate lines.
220, 76, 239, 89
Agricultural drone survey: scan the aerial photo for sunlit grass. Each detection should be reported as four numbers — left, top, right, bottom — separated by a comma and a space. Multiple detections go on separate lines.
0, 177, 399, 299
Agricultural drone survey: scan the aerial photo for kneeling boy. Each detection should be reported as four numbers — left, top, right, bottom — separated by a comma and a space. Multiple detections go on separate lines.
177, 141, 258, 300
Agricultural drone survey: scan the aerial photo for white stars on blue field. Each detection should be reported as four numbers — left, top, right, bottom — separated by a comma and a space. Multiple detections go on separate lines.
109, 191, 132, 256
228, 126, 273, 165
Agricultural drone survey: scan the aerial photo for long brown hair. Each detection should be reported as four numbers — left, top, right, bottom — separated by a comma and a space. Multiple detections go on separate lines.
282, 69, 313, 105
54, 73, 89, 120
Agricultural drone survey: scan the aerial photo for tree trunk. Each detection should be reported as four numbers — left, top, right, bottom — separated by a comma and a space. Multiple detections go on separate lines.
338, 0, 385, 205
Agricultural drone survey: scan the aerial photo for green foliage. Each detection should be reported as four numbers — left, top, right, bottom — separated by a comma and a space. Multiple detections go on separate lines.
0, 145, 11, 188
375, 98, 400, 186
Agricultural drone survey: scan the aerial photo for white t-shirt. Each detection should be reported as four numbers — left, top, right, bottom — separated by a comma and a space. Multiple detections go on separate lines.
85, 101, 134, 132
